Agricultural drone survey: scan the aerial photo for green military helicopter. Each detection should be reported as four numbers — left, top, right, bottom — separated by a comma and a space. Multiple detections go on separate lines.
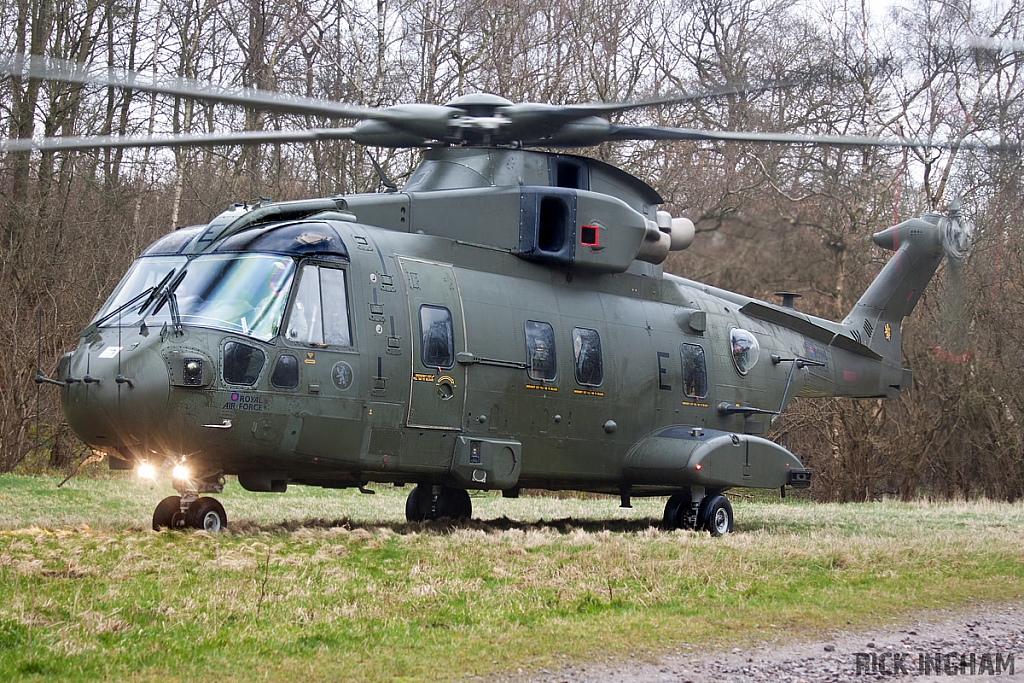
6, 56, 979, 535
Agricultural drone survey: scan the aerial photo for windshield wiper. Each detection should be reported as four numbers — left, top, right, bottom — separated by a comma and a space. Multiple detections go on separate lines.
138, 268, 178, 313
81, 269, 178, 336
148, 267, 188, 335
167, 291, 183, 335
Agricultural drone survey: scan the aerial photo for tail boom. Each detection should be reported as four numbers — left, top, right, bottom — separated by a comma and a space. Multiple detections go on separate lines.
831, 213, 948, 397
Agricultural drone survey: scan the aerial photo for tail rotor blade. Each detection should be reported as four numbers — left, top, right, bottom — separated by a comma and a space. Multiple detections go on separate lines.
934, 201, 974, 363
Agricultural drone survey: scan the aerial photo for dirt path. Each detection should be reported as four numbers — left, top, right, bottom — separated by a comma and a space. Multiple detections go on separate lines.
488, 603, 1024, 682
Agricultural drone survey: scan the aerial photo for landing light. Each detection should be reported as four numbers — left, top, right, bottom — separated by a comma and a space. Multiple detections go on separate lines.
172, 464, 190, 480
137, 463, 155, 479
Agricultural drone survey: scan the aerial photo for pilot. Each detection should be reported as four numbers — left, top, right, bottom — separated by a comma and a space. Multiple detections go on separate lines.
287, 299, 320, 343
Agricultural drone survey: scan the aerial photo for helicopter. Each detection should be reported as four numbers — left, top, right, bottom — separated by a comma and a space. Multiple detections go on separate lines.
3, 56, 980, 536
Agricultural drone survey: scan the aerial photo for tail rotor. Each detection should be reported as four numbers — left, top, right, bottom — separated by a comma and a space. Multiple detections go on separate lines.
933, 199, 974, 363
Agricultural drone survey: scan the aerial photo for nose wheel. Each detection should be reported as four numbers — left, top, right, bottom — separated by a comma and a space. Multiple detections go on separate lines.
153, 495, 185, 530
153, 495, 228, 531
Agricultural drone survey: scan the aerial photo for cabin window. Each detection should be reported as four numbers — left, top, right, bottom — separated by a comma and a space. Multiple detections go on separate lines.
730, 329, 761, 376
572, 327, 603, 386
680, 343, 708, 398
286, 265, 352, 346
271, 354, 299, 389
223, 341, 265, 385
420, 305, 454, 369
525, 320, 557, 381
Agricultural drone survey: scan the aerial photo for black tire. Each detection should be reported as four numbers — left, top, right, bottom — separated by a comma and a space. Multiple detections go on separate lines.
405, 484, 431, 522
185, 497, 228, 532
662, 491, 692, 530
700, 494, 733, 537
153, 495, 183, 531
435, 487, 472, 520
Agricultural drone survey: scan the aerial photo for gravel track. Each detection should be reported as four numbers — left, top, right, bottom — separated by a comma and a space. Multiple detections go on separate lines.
488, 603, 1024, 682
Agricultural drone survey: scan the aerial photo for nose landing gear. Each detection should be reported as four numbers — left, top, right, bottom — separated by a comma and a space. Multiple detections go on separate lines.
152, 473, 228, 531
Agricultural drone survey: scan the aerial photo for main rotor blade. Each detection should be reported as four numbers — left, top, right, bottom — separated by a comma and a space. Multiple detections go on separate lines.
607, 125, 1020, 151
560, 81, 795, 117
968, 36, 1024, 53
500, 81, 794, 131
0, 128, 362, 152
2, 55, 380, 120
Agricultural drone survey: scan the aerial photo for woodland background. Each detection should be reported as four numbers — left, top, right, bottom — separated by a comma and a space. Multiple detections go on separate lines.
1, 0, 1021, 501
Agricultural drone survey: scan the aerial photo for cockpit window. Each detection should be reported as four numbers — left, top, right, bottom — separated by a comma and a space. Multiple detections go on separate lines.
96, 254, 294, 343
287, 266, 324, 344
285, 265, 352, 346
730, 329, 760, 376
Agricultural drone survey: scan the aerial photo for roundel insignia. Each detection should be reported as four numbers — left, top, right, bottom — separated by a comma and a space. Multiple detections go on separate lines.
332, 361, 354, 391
230, 392, 240, 402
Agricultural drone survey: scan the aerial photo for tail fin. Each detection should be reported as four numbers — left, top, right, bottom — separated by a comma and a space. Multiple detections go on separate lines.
843, 213, 947, 363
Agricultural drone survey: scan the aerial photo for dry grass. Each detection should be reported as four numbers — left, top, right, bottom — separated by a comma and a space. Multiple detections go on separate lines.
0, 475, 1022, 681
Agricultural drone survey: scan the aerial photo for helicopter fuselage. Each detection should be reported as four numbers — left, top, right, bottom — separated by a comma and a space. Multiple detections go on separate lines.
55, 147, 949, 530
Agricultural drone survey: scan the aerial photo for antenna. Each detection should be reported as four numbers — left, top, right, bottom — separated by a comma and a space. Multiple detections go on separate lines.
366, 150, 398, 192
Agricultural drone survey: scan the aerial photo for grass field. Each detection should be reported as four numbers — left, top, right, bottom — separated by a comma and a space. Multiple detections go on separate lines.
1, 474, 1022, 682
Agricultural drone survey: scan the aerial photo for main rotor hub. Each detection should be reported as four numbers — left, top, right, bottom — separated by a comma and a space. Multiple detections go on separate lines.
445, 93, 514, 116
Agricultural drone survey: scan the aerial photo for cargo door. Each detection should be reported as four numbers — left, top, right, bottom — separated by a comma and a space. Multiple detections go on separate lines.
399, 257, 466, 429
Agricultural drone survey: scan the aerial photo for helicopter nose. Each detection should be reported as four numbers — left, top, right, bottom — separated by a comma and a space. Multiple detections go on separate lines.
61, 338, 170, 455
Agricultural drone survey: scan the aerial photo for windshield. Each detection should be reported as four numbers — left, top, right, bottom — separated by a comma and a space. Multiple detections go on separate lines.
98, 254, 296, 342
93, 256, 186, 324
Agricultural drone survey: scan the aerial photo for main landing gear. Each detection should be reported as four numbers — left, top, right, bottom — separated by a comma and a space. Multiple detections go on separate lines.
662, 487, 733, 536
405, 484, 472, 521
152, 475, 228, 531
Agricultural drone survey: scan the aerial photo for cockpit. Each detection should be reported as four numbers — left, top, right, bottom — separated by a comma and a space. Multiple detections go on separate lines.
90, 220, 352, 344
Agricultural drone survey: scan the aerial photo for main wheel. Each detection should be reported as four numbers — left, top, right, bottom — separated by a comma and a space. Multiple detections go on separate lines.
153, 495, 183, 531
405, 484, 431, 522
186, 497, 228, 532
700, 494, 733, 537
662, 491, 692, 530
435, 487, 472, 520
